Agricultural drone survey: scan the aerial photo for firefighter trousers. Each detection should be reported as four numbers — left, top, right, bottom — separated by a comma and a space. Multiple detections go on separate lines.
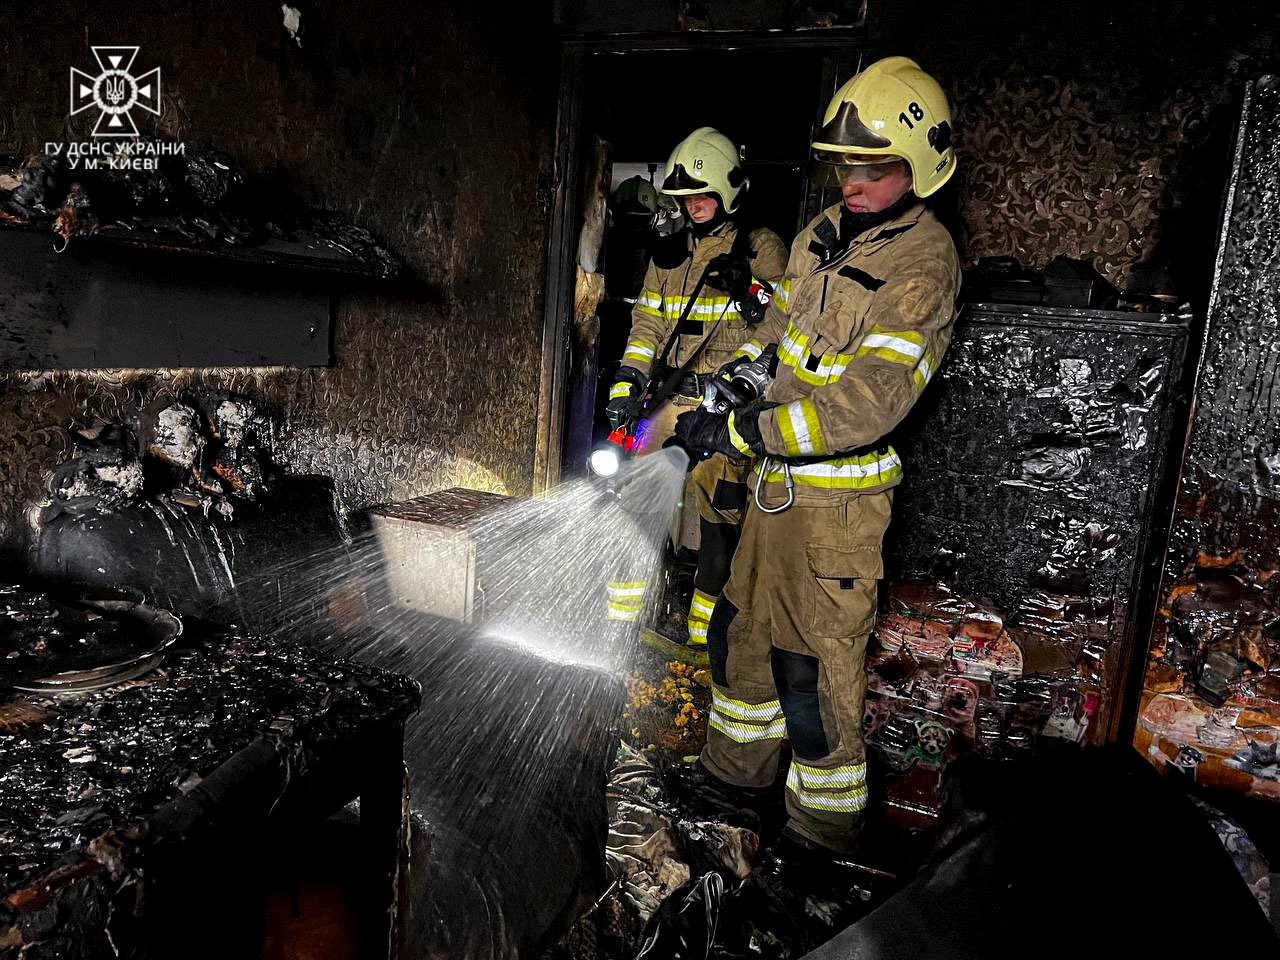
700, 490, 891, 852
684, 453, 750, 645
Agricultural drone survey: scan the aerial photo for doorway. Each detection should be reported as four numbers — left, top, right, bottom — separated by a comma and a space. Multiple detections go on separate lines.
532, 33, 863, 491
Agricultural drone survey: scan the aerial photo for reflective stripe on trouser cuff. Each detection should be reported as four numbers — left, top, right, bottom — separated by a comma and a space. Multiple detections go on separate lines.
686, 588, 717, 645
607, 603, 641, 621
785, 759, 868, 812
713, 687, 783, 721
710, 712, 788, 743
709, 687, 786, 742
607, 580, 646, 622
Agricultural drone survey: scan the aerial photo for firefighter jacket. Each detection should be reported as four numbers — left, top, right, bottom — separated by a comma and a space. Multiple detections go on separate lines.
612, 222, 788, 401
729, 200, 960, 501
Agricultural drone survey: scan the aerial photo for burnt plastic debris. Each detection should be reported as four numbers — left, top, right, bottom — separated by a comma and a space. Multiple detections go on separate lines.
591, 746, 883, 960
635, 872, 727, 960
0, 138, 401, 276
33, 396, 346, 628
46, 394, 275, 524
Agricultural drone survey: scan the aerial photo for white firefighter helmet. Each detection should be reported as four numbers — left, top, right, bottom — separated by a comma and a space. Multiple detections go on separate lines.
660, 127, 748, 214
810, 56, 956, 198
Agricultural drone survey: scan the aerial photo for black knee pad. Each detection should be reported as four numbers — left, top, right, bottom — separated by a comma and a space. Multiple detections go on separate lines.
694, 519, 741, 595
707, 596, 739, 688
771, 648, 829, 759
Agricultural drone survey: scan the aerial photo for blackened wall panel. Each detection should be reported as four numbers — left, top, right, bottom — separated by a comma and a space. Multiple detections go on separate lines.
1140, 77, 1280, 791
887, 305, 1189, 740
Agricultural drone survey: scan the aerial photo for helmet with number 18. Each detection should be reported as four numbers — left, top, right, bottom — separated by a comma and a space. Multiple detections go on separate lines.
810, 56, 956, 198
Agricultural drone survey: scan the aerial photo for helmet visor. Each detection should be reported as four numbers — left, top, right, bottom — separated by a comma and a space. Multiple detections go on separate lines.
661, 162, 710, 195
807, 149, 905, 187
813, 101, 893, 151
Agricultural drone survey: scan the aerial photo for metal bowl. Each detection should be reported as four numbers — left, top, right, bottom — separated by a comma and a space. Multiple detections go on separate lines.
10, 599, 182, 695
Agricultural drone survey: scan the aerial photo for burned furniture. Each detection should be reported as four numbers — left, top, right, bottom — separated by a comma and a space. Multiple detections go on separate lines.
31, 396, 348, 631
0, 609, 420, 959
0, 140, 400, 372
867, 301, 1190, 824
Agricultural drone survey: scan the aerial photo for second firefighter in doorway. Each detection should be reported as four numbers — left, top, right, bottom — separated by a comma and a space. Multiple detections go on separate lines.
605, 127, 787, 643
675, 58, 961, 857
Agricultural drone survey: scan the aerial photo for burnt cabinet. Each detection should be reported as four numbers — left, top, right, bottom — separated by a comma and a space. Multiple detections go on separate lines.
885, 302, 1190, 741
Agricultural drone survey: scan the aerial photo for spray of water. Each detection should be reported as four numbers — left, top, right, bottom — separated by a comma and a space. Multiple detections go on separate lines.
232, 447, 688, 838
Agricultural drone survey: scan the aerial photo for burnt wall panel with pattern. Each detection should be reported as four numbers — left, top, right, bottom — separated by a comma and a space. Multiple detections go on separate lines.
1136, 77, 1280, 797
0, 1, 557, 558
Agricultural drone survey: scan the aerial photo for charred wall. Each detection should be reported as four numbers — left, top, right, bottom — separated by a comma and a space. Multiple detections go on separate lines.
0, 0, 557, 554
1135, 77, 1280, 795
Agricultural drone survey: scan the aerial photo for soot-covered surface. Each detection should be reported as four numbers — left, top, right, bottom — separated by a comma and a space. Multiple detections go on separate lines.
885, 303, 1189, 742
0, 619, 419, 956
1140, 77, 1280, 796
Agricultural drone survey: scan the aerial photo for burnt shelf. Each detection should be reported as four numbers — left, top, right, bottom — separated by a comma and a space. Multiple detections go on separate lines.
0, 221, 354, 370
0, 214, 397, 278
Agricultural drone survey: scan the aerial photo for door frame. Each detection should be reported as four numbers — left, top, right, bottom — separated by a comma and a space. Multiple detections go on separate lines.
532, 29, 864, 493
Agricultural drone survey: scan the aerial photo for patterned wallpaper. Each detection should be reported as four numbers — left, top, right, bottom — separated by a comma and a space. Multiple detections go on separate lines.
949, 72, 1208, 292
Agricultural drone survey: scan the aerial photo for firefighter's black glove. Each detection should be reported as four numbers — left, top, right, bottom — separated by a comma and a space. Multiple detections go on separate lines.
706, 254, 771, 326
605, 366, 646, 430
674, 409, 734, 458
727, 401, 774, 458
704, 253, 752, 301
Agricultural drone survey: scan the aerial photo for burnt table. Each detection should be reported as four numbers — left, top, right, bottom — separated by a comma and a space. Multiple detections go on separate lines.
0, 625, 420, 959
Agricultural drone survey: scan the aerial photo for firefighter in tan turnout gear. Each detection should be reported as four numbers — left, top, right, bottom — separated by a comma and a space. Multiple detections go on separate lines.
604, 127, 787, 639
675, 58, 962, 857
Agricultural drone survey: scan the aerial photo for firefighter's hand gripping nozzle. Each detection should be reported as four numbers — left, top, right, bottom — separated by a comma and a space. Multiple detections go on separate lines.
702, 348, 777, 417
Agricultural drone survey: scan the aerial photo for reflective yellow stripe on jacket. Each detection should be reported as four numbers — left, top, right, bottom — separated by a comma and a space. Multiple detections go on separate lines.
758, 448, 903, 490
854, 325, 937, 393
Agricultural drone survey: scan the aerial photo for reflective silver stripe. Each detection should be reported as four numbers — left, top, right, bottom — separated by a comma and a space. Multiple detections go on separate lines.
914, 352, 935, 387
772, 451, 902, 480
711, 688, 783, 722
689, 591, 716, 618
778, 400, 823, 456
785, 761, 869, 812
709, 713, 788, 743
623, 341, 656, 361
738, 340, 764, 360
860, 332, 925, 361
790, 760, 867, 789
636, 292, 663, 316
